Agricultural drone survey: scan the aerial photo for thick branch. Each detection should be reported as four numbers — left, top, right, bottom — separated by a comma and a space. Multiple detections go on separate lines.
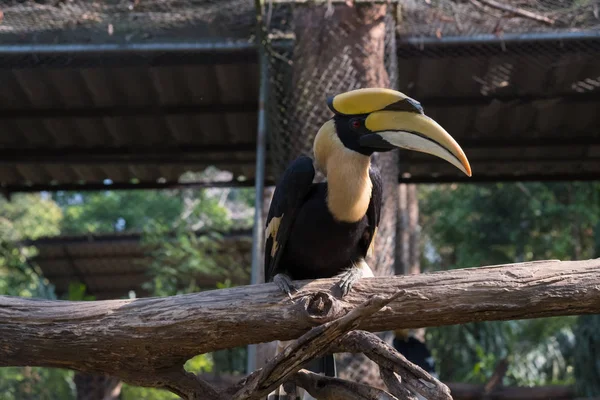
1, 259, 600, 381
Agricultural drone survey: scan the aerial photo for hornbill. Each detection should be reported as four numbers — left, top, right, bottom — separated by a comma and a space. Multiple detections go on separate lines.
264, 88, 471, 398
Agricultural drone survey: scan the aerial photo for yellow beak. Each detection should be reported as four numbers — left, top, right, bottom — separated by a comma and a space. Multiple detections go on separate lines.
359, 110, 472, 177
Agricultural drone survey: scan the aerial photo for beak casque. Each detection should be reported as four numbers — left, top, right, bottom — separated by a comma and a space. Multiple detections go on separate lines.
327, 88, 472, 177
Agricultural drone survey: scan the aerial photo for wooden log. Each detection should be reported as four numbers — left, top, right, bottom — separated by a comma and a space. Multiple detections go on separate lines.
1, 259, 600, 394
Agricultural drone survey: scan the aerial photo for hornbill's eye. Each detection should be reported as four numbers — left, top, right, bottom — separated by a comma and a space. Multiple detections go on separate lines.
351, 119, 362, 130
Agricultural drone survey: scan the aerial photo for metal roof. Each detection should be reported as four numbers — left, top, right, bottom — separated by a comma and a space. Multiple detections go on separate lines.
27, 229, 252, 300
396, 33, 600, 182
0, 46, 263, 193
0, 1, 599, 190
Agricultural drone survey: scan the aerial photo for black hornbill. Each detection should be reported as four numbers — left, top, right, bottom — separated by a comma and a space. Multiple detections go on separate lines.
264, 88, 470, 397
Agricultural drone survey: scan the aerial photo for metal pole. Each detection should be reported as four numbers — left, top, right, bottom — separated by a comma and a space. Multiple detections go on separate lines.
247, 0, 269, 374
0, 41, 257, 55
399, 30, 600, 47
250, 52, 268, 290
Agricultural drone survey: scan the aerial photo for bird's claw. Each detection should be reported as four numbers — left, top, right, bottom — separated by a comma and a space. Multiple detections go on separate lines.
273, 273, 297, 301
337, 270, 360, 297
336, 261, 373, 297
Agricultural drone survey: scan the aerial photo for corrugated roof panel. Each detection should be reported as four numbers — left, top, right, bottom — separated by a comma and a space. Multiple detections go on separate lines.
224, 112, 258, 144
413, 57, 452, 98
0, 71, 34, 108
443, 56, 490, 97
78, 68, 124, 107
509, 55, 553, 96
552, 54, 597, 94
30, 230, 252, 299
178, 65, 224, 104
506, 103, 537, 137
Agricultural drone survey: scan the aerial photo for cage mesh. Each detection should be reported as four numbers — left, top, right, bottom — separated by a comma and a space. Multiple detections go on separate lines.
2, 0, 598, 42
0, 0, 256, 43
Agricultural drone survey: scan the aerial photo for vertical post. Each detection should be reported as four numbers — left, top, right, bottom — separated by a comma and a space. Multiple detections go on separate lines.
247, 0, 268, 375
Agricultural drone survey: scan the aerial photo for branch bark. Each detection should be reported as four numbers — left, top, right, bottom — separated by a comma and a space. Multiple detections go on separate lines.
1, 259, 600, 396
476, 0, 556, 25
293, 369, 399, 400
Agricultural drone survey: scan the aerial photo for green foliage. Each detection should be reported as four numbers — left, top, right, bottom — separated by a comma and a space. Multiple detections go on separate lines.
140, 187, 251, 296
121, 385, 180, 400
184, 354, 214, 374
0, 194, 75, 400
0, 194, 63, 298
573, 227, 600, 396
420, 182, 600, 386
53, 190, 184, 234
0, 367, 75, 400
574, 314, 600, 396
66, 281, 95, 301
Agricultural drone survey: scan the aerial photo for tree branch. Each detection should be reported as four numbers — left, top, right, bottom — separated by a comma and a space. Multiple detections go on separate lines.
476, 0, 556, 25
293, 369, 399, 400
380, 368, 419, 400
1, 259, 600, 397
230, 292, 404, 400
332, 331, 451, 400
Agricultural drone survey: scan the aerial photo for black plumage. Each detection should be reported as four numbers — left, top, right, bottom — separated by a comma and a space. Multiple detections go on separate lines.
264, 155, 382, 283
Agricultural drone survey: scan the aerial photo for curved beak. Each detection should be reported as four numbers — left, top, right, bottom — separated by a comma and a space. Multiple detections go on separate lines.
359, 110, 472, 177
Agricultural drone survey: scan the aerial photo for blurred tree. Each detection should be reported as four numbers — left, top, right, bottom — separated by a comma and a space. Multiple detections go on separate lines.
53, 180, 255, 391
420, 182, 600, 386
573, 220, 600, 396
52, 190, 184, 234
0, 193, 76, 400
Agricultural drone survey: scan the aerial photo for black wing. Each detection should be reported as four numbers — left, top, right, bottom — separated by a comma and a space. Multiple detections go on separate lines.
264, 156, 315, 282
364, 165, 383, 258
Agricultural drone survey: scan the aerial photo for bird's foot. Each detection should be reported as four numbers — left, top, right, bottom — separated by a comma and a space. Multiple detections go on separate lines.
336, 259, 374, 297
273, 273, 297, 301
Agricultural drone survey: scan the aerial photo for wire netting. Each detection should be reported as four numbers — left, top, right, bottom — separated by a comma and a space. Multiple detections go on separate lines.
0, 0, 256, 43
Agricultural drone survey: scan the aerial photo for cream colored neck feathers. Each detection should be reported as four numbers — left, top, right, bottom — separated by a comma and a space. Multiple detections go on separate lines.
313, 120, 373, 223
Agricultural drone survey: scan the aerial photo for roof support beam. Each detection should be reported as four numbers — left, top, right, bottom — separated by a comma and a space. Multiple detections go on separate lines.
0, 40, 273, 69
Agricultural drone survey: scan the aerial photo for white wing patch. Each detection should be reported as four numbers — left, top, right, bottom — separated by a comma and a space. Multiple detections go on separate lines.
367, 226, 377, 258
265, 214, 284, 257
